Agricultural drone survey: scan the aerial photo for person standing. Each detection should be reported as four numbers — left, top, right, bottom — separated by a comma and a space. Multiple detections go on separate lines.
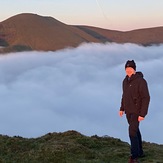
119, 60, 150, 163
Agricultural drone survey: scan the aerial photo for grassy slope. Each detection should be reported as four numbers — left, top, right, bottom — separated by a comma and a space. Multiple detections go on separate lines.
1, 13, 163, 54
0, 130, 163, 163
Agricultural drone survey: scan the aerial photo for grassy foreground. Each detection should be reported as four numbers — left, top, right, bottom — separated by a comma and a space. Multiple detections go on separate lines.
0, 130, 163, 163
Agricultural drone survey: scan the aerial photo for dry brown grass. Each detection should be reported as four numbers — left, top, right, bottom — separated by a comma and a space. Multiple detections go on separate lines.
0, 13, 163, 53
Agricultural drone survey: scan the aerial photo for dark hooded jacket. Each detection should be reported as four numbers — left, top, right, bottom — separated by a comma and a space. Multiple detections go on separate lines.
120, 72, 150, 117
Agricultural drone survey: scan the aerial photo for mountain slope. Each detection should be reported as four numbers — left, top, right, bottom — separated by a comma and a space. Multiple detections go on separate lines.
0, 13, 163, 53
0, 130, 163, 163
0, 13, 99, 52
77, 26, 163, 45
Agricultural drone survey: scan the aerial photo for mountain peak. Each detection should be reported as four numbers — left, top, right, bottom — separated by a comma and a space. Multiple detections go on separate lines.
0, 13, 100, 53
0, 13, 163, 53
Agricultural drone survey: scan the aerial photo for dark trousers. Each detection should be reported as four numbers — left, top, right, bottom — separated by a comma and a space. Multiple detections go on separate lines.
126, 114, 143, 159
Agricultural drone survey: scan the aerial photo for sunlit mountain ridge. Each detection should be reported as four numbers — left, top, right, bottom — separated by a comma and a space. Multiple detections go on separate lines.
0, 13, 163, 53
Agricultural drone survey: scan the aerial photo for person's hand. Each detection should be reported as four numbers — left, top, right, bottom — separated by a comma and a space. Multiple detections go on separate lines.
138, 116, 144, 122
119, 111, 124, 117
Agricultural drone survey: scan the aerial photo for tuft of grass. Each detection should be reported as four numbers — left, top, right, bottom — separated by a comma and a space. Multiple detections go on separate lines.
0, 130, 163, 163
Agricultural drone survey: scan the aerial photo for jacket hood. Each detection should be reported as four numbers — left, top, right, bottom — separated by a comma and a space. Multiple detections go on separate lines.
135, 71, 144, 78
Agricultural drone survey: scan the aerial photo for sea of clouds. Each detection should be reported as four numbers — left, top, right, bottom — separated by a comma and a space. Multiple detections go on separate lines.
0, 43, 163, 144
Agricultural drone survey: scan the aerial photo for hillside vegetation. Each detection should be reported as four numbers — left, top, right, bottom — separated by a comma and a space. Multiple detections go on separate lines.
0, 130, 163, 163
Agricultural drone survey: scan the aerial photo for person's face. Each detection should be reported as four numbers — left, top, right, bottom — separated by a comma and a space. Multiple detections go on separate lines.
125, 67, 135, 77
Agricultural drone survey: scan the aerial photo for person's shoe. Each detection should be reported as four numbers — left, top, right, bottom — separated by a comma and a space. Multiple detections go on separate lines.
128, 156, 140, 163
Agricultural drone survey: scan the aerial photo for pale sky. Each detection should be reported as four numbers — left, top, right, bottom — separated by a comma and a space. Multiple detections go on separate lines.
0, 0, 163, 31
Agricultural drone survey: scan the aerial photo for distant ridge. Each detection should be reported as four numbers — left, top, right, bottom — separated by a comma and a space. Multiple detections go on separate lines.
78, 26, 163, 45
0, 13, 163, 53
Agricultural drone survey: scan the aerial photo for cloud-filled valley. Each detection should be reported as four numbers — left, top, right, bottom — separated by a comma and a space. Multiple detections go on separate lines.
0, 43, 163, 144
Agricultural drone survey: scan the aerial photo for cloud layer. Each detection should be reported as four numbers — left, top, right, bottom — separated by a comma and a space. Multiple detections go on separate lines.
0, 43, 163, 144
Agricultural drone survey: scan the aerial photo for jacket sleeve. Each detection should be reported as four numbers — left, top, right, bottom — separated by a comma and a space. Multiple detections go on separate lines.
120, 80, 125, 111
139, 79, 150, 117
120, 96, 125, 111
